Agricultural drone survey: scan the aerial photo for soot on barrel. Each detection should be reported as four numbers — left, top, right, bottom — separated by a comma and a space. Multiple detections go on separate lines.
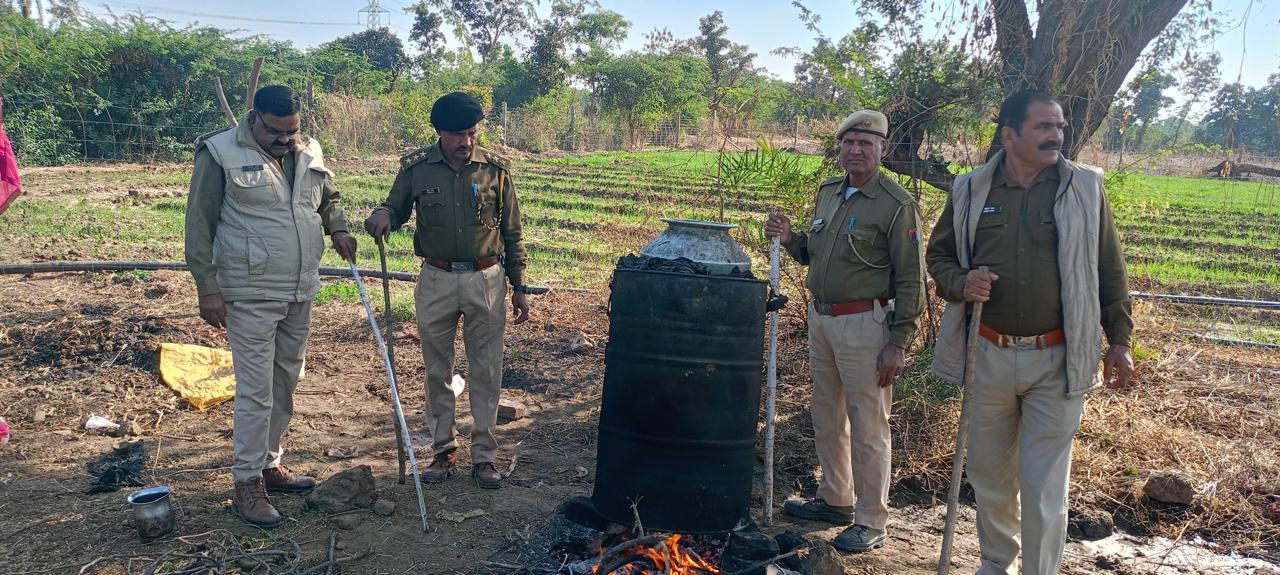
590, 252, 766, 534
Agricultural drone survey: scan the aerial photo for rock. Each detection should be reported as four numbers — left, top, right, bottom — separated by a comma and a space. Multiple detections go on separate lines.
773, 531, 807, 571
497, 400, 525, 421
335, 514, 362, 530
53, 429, 76, 440
568, 332, 595, 353
1143, 471, 1195, 505
891, 474, 934, 507
723, 520, 780, 575
373, 499, 395, 517
306, 466, 376, 514
1068, 507, 1115, 540
31, 409, 46, 424
799, 541, 844, 575
557, 495, 611, 531
543, 322, 555, 332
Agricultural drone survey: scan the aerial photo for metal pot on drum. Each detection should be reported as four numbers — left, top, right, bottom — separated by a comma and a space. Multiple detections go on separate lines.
640, 219, 752, 276
127, 486, 176, 541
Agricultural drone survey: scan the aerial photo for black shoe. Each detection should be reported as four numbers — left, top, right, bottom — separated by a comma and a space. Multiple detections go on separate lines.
782, 497, 854, 525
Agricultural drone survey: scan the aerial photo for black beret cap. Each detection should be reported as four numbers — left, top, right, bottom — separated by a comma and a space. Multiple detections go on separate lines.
430, 91, 485, 132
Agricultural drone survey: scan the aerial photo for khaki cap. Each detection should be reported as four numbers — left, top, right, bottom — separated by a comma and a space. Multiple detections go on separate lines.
836, 110, 889, 140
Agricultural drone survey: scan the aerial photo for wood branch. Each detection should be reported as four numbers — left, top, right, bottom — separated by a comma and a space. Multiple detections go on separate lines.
1205, 160, 1280, 179
246, 57, 264, 111
213, 77, 237, 125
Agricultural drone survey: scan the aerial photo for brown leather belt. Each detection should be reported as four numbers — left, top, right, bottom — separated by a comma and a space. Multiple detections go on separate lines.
812, 298, 890, 317
425, 257, 498, 273
979, 324, 1065, 349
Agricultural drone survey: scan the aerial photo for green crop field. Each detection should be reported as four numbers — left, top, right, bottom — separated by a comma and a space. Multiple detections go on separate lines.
4, 151, 1278, 299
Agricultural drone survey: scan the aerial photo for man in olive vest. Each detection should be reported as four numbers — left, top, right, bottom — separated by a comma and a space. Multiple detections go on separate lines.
765, 110, 926, 553
185, 85, 357, 527
364, 91, 529, 490
927, 89, 1134, 574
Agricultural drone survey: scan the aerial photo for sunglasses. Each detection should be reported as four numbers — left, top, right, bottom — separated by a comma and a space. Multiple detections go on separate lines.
255, 112, 301, 138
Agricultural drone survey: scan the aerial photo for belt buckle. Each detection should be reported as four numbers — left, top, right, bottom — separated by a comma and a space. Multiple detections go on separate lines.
451, 261, 475, 273
816, 302, 833, 315
1007, 334, 1037, 348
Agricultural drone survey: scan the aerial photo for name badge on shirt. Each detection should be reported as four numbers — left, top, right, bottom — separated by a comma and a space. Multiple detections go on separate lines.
808, 218, 825, 233
982, 205, 1002, 214
241, 164, 264, 172
422, 187, 441, 195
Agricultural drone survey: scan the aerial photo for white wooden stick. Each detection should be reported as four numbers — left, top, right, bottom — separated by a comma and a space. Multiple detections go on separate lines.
764, 235, 781, 526
351, 261, 429, 532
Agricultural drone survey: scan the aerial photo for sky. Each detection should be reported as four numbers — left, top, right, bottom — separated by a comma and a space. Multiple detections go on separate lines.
83, 0, 1280, 101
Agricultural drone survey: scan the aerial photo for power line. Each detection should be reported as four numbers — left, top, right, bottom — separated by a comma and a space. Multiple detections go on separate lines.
99, 1, 357, 27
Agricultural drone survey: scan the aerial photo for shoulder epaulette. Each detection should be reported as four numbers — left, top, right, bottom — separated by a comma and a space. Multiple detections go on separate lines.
400, 146, 434, 170
482, 149, 509, 171
819, 175, 845, 188
192, 125, 233, 149
885, 182, 917, 205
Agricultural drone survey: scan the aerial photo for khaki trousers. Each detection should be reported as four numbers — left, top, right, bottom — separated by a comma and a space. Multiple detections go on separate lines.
808, 305, 893, 529
967, 338, 1085, 575
225, 300, 311, 483
415, 261, 507, 464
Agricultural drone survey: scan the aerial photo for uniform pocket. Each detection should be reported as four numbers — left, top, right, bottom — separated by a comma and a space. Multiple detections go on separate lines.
246, 236, 269, 277
842, 224, 889, 267
417, 192, 446, 227
302, 168, 328, 211
227, 166, 283, 210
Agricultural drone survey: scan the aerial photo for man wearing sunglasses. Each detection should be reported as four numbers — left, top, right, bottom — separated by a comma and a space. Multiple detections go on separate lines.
185, 85, 357, 527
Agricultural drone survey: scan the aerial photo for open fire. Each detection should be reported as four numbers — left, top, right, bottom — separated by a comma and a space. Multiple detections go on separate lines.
589, 533, 722, 575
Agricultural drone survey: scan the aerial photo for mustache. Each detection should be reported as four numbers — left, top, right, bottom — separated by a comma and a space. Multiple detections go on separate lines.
1039, 141, 1061, 151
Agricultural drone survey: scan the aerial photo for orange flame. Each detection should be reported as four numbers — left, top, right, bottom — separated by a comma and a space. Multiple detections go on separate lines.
592, 534, 720, 574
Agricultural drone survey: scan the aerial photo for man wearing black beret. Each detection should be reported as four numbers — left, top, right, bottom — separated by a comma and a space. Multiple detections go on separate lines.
364, 91, 529, 490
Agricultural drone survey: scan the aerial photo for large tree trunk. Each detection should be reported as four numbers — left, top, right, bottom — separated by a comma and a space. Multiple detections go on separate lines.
881, 0, 1190, 192
988, 0, 1189, 161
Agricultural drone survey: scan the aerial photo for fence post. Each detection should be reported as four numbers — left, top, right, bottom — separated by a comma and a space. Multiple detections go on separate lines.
500, 101, 508, 146
567, 101, 577, 151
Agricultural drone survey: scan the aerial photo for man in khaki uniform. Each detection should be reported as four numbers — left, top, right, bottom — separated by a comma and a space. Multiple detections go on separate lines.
364, 92, 529, 490
927, 89, 1134, 574
185, 85, 357, 527
765, 110, 925, 553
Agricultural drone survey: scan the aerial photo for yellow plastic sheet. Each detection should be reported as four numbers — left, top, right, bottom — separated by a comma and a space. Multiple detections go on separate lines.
158, 343, 236, 410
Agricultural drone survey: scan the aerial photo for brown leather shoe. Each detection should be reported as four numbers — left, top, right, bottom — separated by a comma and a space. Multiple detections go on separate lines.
472, 462, 502, 490
263, 465, 316, 493
232, 478, 282, 527
421, 450, 457, 483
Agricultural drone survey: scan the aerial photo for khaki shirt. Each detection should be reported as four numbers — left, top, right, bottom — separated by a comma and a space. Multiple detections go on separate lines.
782, 170, 926, 348
185, 122, 348, 298
380, 143, 527, 287
926, 159, 1133, 346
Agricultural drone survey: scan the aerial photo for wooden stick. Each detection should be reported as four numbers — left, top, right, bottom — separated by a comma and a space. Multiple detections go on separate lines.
377, 236, 408, 485
323, 533, 336, 575
763, 235, 781, 526
349, 261, 429, 532
213, 77, 237, 125
937, 266, 986, 574
246, 57, 264, 111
